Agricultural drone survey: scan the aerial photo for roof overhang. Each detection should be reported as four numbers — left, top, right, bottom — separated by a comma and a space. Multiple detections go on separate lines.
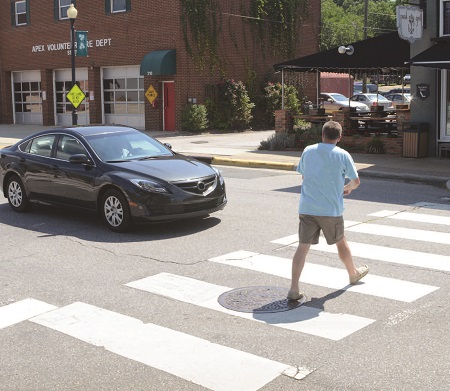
140, 49, 176, 76
274, 32, 410, 73
408, 42, 450, 69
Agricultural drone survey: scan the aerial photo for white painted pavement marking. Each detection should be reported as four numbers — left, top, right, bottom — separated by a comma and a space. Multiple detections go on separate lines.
30, 302, 293, 391
126, 273, 374, 341
210, 251, 439, 303
0, 298, 58, 330
272, 235, 450, 272
369, 210, 450, 226
345, 220, 450, 245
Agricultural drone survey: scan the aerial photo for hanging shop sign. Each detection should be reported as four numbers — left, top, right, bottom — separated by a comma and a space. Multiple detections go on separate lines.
396, 6, 423, 43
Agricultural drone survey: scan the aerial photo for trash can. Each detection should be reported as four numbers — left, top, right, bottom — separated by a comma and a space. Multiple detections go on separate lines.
402, 122, 428, 158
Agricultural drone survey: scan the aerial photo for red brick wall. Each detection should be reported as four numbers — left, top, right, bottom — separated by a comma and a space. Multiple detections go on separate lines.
0, 1, 320, 129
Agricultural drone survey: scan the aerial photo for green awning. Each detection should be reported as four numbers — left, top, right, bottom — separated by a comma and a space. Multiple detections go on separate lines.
140, 49, 176, 76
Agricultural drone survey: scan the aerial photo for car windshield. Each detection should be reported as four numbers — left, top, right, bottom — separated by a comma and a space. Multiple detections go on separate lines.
367, 94, 388, 102
86, 130, 173, 162
329, 94, 347, 101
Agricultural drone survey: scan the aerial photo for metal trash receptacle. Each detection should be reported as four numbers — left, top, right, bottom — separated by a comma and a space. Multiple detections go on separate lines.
402, 122, 428, 158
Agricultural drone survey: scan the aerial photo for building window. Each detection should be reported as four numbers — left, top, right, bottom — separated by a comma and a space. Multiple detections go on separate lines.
103, 77, 143, 115
440, 0, 450, 36
58, 0, 73, 20
14, 81, 42, 114
12, 0, 29, 26
105, 0, 131, 14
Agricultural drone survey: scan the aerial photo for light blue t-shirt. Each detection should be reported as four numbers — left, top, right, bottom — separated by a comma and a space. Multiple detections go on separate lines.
297, 143, 358, 217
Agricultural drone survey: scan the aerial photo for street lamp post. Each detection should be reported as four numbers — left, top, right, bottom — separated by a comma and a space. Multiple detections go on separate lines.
67, 3, 78, 126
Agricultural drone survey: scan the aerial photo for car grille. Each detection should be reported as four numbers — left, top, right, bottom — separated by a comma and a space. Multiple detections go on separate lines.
171, 175, 217, 195
148, 196, 225, 215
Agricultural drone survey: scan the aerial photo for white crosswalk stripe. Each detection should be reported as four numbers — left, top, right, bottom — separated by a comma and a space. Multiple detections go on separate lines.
272, 235, 450, 272
209, 251, 438, 302
30, 301, 294, 391
369, 210, 450, 226
344, 220, 450, 244
0, 298, 57, 330
126, 272, 375, 341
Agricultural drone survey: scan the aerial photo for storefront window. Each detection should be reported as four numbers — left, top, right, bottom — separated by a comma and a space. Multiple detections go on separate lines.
440, 0, 450, 36
446, 71, 450, 138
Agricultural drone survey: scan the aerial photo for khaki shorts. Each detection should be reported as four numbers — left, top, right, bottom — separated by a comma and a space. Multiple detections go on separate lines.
298, 214, 344, 245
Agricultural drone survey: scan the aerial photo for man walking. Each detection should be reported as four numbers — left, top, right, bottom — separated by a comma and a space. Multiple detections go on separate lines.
288, 121, 368, 301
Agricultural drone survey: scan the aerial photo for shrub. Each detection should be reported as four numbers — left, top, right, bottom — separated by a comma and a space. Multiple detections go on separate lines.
261, 82, 301, 127
181, 104, 208, 133
258, 132, 295, 151
207, 79, 255, 131
365, 136, 386, 154
291, 122, 322, 150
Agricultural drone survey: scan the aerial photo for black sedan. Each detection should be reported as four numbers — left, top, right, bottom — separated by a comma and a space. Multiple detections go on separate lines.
0, 126, 227, 232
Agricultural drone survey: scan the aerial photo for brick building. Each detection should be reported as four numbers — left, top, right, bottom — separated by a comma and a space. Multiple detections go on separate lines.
0, 0, 320, 131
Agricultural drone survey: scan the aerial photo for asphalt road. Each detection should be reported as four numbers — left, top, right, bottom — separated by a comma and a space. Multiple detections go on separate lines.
0, 167, 449, 391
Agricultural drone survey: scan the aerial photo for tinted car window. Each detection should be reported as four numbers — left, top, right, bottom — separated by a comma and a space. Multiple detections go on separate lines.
28, 135, 56, 157
86, 130, 173, 162
56, 136, 87, 161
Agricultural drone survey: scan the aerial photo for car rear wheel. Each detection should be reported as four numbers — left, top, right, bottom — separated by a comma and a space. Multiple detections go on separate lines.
7, 175, 30, 213
102, 189, 131, 232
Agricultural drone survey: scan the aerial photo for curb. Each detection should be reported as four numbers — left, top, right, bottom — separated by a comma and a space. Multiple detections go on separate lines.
211, 156, 297, 171
190, 155, 450, 190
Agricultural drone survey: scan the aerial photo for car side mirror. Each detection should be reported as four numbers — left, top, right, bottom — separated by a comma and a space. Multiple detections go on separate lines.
69, 154, 92, 165
164, 143, 172, 150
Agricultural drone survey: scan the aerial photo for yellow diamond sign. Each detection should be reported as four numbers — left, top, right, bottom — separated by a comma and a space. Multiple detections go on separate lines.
66, 84, 86, 109
145, 85, 158, 104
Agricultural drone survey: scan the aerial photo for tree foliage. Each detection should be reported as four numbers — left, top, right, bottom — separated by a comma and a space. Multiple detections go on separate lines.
320, 0, 399, 51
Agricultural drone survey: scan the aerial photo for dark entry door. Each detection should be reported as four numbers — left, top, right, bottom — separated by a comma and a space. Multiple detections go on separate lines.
163, 82, 175, 131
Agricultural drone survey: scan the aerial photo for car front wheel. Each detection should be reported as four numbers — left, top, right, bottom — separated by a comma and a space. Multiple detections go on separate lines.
7, 175, 30, 213
101, 189, 131, 232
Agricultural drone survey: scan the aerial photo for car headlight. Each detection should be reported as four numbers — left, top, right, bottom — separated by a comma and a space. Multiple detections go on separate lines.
213, 167, 224, 185
130, 178, 169, 193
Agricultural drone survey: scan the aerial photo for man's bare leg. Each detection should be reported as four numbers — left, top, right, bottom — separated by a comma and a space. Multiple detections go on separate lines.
335, 236, 368, 283
290, 243, 311, 293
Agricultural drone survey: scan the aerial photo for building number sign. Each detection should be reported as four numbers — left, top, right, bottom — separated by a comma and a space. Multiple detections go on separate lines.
66, 84, 86, 109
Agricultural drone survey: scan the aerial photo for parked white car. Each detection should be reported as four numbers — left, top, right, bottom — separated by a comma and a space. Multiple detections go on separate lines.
349, 93, 392, 111
385, 93, 411, 109
320, 93, 370, 113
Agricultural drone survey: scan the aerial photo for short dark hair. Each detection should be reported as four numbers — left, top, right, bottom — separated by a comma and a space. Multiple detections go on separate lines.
322, 121, 342, 140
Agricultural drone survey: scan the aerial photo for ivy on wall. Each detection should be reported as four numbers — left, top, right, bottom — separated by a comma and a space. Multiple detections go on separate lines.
180, 0, 221, 71
248, 0, 308, 58
180, 0, 308, 71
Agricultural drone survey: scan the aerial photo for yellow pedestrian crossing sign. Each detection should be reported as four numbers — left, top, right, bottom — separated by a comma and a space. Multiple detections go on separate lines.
145, 85, 158, 104
66, 84, 86, 109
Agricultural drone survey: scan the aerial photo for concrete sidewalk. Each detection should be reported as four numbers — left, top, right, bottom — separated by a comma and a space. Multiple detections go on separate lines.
0, 124, 449, 189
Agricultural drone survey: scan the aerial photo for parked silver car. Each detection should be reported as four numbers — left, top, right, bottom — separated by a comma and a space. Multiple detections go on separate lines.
320, 93, 370, 113
349, 93, 392, 111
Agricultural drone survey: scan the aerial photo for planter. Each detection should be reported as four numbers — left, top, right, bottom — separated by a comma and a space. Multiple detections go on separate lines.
309, 108, 326, 116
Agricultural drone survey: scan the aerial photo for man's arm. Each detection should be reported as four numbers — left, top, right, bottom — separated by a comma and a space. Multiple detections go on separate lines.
343, 177, 360, 196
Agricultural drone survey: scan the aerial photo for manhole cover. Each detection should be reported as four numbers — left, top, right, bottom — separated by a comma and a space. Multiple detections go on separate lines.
218, 286, 306, 313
